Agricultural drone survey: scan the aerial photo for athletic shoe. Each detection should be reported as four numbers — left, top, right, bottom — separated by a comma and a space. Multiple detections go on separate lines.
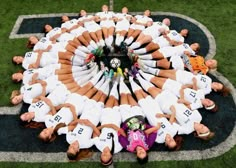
130, 66, 139, 78
85, 53, 95, 63
108, 69, 114, 79
116, 67, 124, 77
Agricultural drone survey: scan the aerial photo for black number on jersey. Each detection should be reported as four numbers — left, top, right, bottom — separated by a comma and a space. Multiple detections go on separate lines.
183, 43, 189, 49
183, 109, 192, 117
161, 122, 166, 129
172, 31, 178, 36
40, 38, 47, 43
190, 91, 196, 98
54, 115, 62, 122
25, 52, 32, 58
107, 133, 112, 139
78, 128, 84, 134
200, 76, 206, 82
35, 101, 44, 108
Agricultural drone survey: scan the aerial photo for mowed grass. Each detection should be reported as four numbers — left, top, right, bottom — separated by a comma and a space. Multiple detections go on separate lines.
0, 0, 235, 167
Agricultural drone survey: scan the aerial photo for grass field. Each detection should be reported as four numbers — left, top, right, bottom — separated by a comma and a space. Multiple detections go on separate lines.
0, 0, 235, 167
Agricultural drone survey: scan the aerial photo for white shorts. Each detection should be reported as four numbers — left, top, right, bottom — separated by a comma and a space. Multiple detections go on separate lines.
119, 104, 144, 122
85, 23, 101, 33
153, 38, 170, 48
40, 52, 58, 67
162, 79, 182, 97
170, 56, 184, 70
70, 27, 87, 37
100, 20, 115, 28
142, 27, 160, 40
159, 47, 176, 58
175, 70, 194, 85
100, 107, 121, 126
129, 23, 145, 31
71, 56, 85, 66
115, 21, 130, 32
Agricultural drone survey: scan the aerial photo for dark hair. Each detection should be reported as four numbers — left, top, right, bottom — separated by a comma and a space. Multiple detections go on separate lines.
218, 85, 230, 97
100, 133, 114, 166
67, 149, 93, 161
194, 131, 215, 141
167, 135, 184, 151
210, 104, 218, 113
12, 70, 24, 83
137, 154, 148, 165
21, 120, 45, 129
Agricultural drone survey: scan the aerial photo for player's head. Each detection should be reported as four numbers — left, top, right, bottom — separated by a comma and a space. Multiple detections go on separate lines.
122, 7, 128, 14
201, 98, 218, 112
100, 146, 113, 166
80, 10, 87, 17
211, 82, 230, 96
12, 56, 24, 65
102, 4, 108, 12
27, 36, 39, 48
190, 43, 200, 53
44, 24, 53, 33
162, 18, 171, 26
38, 127, 55, 143
12, 70, 24, 82
144, 10, 151, 16
67, 140, 80, 160
180, 29, 189, 37
10, 90, 22, 105
205, 59, 217, 71
61, 15, 69, 23
165, 134, 177, 149
20, 112, 34, 122
136, 146, 148, 165
194, 123, 215, 140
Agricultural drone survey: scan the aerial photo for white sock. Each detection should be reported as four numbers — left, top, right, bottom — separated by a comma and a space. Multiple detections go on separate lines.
134, 48, 147, 54
100, 79, 110, 93
72, 65, 88, 73
139, 54, 153, 60
105, 38, 110, 47
90, 40, 98, 49
138, 70, 154, 81
74, 49, 87, 58
119, 79, 130, 94
94, 76, 105, 89
136, 74, 154, 91
141, 65, 160, 76
115, 35, 120, 46
129, 77, 142, 92
142, 60, 156, 68
108, 36, 113, 47
71, 56, 84, 66
78, 46, 90, 53
110, 81, 118, 99
90, 70, 103, 85
130, 42, 141, 49
118, 36, 125, 45
125, 37, 134, 45
87, 45, 94, 51
99, 39, 105, 47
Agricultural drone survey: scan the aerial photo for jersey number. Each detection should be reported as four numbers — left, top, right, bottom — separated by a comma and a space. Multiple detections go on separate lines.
78, 128, 84, 134
35, 101, 44, 108
54, 115, 62, 122
183, 109, 192, 117
190, 91, 196, 98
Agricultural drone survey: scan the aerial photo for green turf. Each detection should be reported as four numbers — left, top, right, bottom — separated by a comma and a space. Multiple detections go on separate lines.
0, 0, 235, 167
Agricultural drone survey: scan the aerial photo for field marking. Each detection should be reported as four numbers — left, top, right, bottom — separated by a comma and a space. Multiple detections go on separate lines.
2, 11, 236, 162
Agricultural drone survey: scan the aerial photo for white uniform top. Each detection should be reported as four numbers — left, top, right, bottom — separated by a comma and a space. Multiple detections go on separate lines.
119, 104, 145, 122
175, 70, 195, 85
155, 90, 178, 114
174, 104, 202, 135
29, 101, 51, 122
115, 13, 132, 32
153, 30, 184, 48
46, 27, 75, 42
44, 75, 61, 94
143, 21, 169, 39
94, 107, 123, 153
46, 27, 62, 39
33, 37, 52, 51
22, 64, 60, 84
66, 99, 104, 149
159, 43, 195, 58
96, 11, 115, 27
183, 88, 205, 110
61, 19, 78, 30
195, 74, 212, 95
22, 52, 38, 69
138, 96, 178, 143
40, 52, 59, 67
47, 84, 71, 106
78, 15, 101, 32
130, 15, 153, 30
20, 83, 43, 104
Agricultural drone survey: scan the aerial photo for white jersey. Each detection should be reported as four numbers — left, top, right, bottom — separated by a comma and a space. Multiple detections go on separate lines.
22, 64, 60, 84
162, 79, 182, 97
129, 15, 153, 30
120, 104, 144, 122
40, 52, 59, 67
115, 13, 132, 32
195, 74, 212, 95
29, 101, 51, 122
183, 88, 205, 110
44, 75, 61, 94
174, 104, 202, 135
78, 15, 101, 32
153, 30, 184, 48
175, 70, 195, 85
22, 52, 38, 69
47, 84, 71, 106
94, 107, 123, 153
159, 43, 195, 58
143, 21, 169, 39
46, 27, 62, 39
96, 11, 115, 27
33, 37, 52, 51
61, 19, 78, 30
21, 83, 43, 104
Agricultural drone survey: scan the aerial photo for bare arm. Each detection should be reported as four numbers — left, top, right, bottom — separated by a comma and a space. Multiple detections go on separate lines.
169, 105, 176, 124
144, 123, 161, 135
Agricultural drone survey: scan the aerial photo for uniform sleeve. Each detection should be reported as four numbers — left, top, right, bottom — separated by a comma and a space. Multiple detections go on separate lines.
177, 125, 194, 135
118, 134, 129, 149
146, 131, 157, 148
